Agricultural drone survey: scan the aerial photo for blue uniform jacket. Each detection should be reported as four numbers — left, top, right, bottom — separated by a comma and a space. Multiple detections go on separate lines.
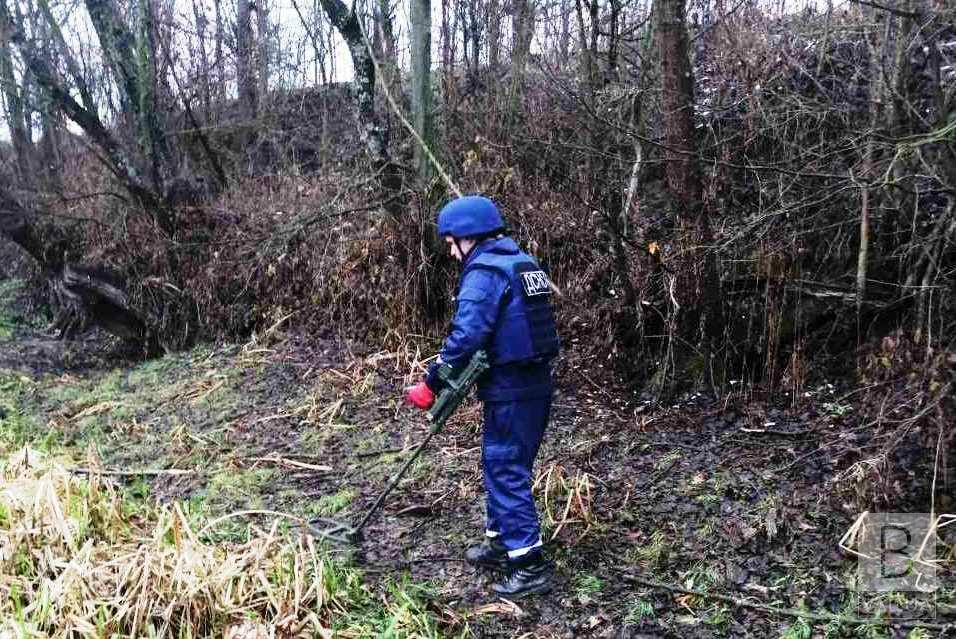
431, 237, 555, 402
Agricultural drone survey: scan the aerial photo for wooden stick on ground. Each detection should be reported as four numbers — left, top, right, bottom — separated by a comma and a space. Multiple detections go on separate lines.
70, 468, 195, 476
249, 456, 333, 472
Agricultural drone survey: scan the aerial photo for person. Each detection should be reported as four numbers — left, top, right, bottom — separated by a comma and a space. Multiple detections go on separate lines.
406, 195, 560, 598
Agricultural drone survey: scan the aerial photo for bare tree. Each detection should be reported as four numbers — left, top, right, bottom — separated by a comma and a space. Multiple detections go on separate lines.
82, 0, 171, 192
575, 0, 599, 90
410, 0, 433, 181
607, 0, 622, 80
465, 0, 480, 78
0, 13, 32, 183
508, 0, 535, 119
317, 0, 401, 217
371, 0, 398, 98
558, 0, 571, 64
488, 0, 501, 68
657, 0, 723, 387
257, 0, 270, 105
236, 0, 257, 119
36, 0, 93, 110
213, 0, 224, 102
192, 0, 212, 116
1, 1, 165, 213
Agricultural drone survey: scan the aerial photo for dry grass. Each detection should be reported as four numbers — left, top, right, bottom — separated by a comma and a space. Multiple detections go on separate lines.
533, 464, 597, 544
0, 447, 455, 637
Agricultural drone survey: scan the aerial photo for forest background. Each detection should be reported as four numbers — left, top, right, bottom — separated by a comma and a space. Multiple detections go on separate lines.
0, 0, 953, 584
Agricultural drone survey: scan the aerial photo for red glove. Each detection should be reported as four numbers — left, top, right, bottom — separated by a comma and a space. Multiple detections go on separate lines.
406, 381, 435, 410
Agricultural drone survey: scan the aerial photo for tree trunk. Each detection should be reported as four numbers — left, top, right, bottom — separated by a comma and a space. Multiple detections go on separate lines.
85, 0, 141, 117
83, 0, 171, 193
440, 0, 451, 74
657, 0, 724, 390
372, 0, 398, 102
488, 0, 500, 68
457, 0, 467, 74
468, 0, 479, 78
317, 0, 401, 217
27, 0, 64, 188
0, 188, 150, 346
508, 0, 534, 121
410, 0, 433, 182
256, 0, 270, 106
559, 0, 571, 64
236, 0, 257, 120
575, 0, 598, 91
136, 0, 170, 193
0, 189, 47, 265
213, 0, 224, 104
658, 0, 701, 219
192, 0, 211, 116
0, 16, 33, 184
607, 0, 622, 82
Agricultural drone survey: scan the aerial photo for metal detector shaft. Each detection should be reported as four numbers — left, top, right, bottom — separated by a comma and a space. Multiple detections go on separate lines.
349, 349, 489, 538
352, 424, 440, 533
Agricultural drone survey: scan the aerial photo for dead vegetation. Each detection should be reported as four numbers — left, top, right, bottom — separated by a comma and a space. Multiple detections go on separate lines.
0, 445, 466, 637
0, 324, 952, 636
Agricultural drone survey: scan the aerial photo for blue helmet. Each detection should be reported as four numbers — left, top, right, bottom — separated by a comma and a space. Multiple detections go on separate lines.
436, 196, 505, 238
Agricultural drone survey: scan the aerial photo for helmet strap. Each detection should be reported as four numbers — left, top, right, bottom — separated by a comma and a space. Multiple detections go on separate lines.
453, 238, 469, 262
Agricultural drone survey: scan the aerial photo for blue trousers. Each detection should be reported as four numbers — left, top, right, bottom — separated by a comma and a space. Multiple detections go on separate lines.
481, 396, 551, 556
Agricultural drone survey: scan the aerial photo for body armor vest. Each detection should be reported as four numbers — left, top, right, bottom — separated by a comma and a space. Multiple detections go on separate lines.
462, 241, 560, 366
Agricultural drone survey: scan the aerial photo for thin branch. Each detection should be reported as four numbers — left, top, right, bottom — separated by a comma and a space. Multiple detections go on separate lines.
845, 0, 921, 19
612, 569, 953, 631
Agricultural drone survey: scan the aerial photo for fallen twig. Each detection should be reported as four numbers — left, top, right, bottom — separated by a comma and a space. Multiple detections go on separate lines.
394, 504, 432, 517
248, 412, 294, 425
69, 467, 194, 476
774, 446, 824, 473
611, 569, 952, 631
739, 427, 811, 437
249, 456, 333, 472
355, 447, 404, 459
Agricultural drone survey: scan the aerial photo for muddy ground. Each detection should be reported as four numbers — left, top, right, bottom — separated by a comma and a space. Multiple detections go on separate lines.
0, 319, 952, 638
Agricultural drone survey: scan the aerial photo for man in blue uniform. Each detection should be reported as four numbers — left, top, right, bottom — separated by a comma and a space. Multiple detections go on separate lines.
406, 195, 560, 598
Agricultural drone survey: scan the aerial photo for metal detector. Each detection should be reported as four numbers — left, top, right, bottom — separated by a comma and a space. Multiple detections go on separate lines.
308, 350, 489, 545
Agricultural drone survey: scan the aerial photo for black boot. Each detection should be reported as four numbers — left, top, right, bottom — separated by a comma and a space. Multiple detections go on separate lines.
465, 537, 509, 569
492, 552, 554, 598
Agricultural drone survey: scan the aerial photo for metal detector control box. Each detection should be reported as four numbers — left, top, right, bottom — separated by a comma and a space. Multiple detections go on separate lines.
426, 350, 490, 427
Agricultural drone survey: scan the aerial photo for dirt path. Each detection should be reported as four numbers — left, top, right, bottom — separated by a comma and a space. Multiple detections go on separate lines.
0, 324, 951, 637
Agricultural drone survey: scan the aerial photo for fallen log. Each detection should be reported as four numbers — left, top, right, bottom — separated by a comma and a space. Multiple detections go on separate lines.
1, 186, 151, 348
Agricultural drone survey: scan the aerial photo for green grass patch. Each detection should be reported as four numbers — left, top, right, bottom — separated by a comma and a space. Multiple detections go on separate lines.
126, 353, 188, 388
624, 598, 655, 624
0, 371, 44, 448
0, 341, 470, 636
628, 529, 670, 568
573, 574, 604, 601
311, 489, 355, 516
206, 465, 278, 507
